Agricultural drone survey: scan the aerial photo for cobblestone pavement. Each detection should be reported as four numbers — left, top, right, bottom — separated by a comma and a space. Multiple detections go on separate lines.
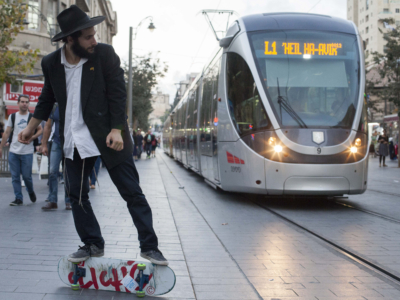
338, 156, 400, 219
157, 153, 400, 300
0, 152, 399, 299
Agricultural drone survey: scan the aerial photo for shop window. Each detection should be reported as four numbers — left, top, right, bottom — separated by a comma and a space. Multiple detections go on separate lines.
11, 82, 21, 93
28, 0, 40, 30
47, 0, 57, 36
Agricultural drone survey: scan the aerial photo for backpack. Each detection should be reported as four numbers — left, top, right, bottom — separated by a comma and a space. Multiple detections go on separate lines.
151, 137, 157, 146
8, 112, 39, 151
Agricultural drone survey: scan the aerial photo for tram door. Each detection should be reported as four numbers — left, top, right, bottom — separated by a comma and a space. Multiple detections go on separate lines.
199, 69, 213, 180
186, 87, 199, 171
200, 58, 221, 181
174, 107, 181, 160
169, 116, 173, 155
211, 59, 221, 182
181, 98, 188, 165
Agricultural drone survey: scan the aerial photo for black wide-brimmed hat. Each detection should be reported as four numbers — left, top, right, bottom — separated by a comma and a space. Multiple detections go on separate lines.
51, 5, 105, 42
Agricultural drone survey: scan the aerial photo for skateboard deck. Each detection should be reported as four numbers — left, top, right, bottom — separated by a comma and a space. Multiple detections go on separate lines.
58, 256, 175, 297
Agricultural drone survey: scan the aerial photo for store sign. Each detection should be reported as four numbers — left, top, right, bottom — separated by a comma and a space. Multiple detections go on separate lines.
4, 80, 43, 102
265, 41, 343, 56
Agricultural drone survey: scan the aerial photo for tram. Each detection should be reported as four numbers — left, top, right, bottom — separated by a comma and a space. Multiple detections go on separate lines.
163, 13, 368, 196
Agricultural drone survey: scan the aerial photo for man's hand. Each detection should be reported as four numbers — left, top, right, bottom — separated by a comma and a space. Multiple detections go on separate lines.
106, 129, 123, 151
18, 127, 35, 144
41, 143, 49, 156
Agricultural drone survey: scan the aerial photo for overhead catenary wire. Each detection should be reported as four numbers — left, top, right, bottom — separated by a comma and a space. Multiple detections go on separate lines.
308, 0, 323, 12
186, 0, 222, 74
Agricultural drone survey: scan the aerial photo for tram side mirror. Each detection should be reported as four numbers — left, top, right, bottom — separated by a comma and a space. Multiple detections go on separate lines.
220, 21, 240, 48
220, 36, 235, 48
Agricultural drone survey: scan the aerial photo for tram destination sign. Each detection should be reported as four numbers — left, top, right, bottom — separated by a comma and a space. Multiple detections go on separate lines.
264, 41, 342, 56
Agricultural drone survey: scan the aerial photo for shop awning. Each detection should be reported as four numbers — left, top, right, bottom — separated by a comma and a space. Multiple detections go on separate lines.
384, 114, 399, 122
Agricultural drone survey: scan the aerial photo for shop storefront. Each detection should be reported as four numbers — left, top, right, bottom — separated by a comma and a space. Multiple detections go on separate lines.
2, 80, 44, 118
383, 114, 399, 145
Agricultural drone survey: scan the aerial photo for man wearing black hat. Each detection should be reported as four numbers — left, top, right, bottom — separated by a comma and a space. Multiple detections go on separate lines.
18, 5, 168, 265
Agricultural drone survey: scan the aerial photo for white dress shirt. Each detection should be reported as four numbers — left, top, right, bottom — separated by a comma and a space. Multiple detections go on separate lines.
61, 46, 100, 160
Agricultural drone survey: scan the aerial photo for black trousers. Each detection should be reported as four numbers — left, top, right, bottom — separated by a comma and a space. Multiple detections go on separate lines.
64, 149, 158, 251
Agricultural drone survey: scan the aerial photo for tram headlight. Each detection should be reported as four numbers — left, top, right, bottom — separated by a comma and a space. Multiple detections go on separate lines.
355, 138, 362, 147
274, 145, 283, 153
350, 146, 357, 153
268, 137, 276, 145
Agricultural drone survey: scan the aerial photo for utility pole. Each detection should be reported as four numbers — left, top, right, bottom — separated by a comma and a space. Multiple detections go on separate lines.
128, 27, 133, 130
127, 17, 155, 130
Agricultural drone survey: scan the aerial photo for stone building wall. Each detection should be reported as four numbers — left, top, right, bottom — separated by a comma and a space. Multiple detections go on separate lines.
0, 0, 117, 122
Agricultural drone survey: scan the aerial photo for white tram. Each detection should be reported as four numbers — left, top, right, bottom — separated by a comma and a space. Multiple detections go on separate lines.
163, 13, 368, 196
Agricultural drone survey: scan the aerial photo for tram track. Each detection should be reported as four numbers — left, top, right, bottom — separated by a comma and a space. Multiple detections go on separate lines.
367, 188, 400, 198
330, 198, 400, 225
251, 199, 400, 287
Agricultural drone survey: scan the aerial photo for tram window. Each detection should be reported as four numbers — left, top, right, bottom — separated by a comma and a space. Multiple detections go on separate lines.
249, 30, 360, 129
358, 98, 368, 133
200, 71, 213, 142
226, 52, 270, 137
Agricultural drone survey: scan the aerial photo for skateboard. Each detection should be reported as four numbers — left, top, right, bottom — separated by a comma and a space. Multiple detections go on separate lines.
58, 256, 176, 297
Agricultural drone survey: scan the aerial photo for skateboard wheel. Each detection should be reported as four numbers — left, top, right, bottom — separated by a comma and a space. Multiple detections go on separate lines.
71, 284, 80, 291
136, 290, 145, 298
137, 263, 146, 271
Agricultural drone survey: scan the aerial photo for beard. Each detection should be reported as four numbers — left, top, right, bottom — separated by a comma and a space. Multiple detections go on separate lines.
71, 39, 95, 59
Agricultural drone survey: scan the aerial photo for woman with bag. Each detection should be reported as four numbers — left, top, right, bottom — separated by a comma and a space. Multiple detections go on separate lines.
378, 129, 389, 167
151, 135, 157, 158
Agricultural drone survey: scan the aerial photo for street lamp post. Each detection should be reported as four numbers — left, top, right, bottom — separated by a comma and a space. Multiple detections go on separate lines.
127, 16, 155, 130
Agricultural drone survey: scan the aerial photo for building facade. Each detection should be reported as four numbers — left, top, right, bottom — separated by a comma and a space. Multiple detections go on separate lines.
172, 73, 199, 110
347, 0, 400, 57
148, 89, 170, 131
0, 0, 117, 123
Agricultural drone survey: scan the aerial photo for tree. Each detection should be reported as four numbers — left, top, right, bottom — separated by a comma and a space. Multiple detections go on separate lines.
369, 18, 400, 111
368, 18, 400, 166
0, 0, 39, 85
171, 89, 180, 111
123, 54, 168, 131
159, 108, 171, 124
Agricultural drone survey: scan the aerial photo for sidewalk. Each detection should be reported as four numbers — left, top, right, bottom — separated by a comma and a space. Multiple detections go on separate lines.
0, 155, 194, 300
1, 152, 400, 300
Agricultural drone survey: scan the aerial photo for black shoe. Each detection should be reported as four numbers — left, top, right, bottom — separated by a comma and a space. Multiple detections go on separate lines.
68, 244, 104, 263
140, 249, 169, 266
29, 192, 36, 203
10, 199, 23, 206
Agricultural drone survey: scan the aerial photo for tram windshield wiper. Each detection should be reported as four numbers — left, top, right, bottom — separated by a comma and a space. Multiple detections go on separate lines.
276, 78, 308, 128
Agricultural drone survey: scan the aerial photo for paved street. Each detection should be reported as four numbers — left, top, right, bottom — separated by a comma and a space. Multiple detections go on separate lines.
0, 152, 400, 299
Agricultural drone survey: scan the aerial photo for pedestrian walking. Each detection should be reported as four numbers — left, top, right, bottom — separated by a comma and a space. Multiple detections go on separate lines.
378, 129, 389, 167
369, 142, 376, 157
89, 157, 101, 189
18, 5, 168, 265
151, 135, 157, 158
136, 130, 144, 159
144, 130, 155, 159
0, 94, 42, 206
40, 105, 71, 210
0, 122, 4, 139
132, 130, 138, 161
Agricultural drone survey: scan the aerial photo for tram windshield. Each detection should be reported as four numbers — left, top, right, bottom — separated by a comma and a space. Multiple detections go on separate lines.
249, 30, 360, 129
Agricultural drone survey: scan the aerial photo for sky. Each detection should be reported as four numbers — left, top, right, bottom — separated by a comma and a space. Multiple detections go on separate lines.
110, 0, 347, 104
